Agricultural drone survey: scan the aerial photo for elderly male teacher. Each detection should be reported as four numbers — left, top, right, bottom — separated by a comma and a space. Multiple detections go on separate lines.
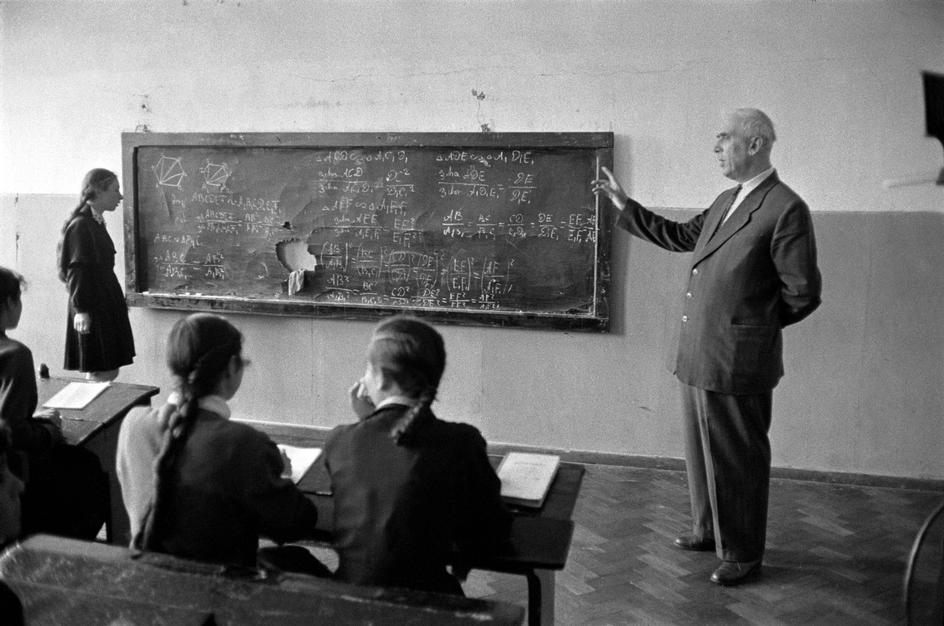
593, 108, 821, 586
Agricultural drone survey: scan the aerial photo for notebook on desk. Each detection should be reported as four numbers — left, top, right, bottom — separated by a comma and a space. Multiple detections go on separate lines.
497, 452, 560, 508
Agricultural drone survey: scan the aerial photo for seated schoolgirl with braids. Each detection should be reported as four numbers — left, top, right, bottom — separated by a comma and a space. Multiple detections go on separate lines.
323, 315, 511, 595
0, 266, 107, 540
116, 313, 325, 574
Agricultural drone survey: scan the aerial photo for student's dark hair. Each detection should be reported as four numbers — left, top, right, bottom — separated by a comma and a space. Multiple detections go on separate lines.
57, 168, 118, 282
137, 313, 243, 551
0, 267, 25, 304
367, 315, 446, 445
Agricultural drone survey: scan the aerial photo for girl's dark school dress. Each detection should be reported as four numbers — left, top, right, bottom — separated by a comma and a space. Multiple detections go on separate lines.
61, 206, 135, 372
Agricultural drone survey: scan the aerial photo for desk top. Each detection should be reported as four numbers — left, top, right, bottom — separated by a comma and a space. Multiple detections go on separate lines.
237, 420, 584, 573
0, 535, 525, 625
298, 455, 584, 519
297, 453, 584, 572
36, 378, 159, 445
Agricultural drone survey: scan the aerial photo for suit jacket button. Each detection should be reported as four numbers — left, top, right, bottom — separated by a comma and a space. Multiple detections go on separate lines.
692, 268, 699, 275
682, 315, 689, 322
685, 292, 693, 298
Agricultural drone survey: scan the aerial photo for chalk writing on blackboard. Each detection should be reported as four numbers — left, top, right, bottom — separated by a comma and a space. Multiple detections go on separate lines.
124, 133, 612, 330
199, 159, 232, 193
152, 154, 187, 190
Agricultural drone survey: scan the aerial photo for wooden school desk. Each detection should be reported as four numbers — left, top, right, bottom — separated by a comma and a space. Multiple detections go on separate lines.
0, 534, 525, 625
295, 451, 585, 626
36, 377, 159, 545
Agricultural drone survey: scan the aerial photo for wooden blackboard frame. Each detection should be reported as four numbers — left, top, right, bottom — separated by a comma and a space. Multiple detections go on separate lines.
122, 132, 613, 331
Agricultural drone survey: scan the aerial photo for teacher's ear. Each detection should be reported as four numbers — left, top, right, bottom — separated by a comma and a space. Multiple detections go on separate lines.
747, 135, 769, 156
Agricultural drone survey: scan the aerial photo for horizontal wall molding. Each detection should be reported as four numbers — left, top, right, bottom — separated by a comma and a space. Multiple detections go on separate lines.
240, 419, 944, 493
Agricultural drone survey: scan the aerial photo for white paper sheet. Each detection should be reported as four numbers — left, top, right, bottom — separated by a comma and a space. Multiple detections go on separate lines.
277, 445, 322, 484
42, 382, 110, 410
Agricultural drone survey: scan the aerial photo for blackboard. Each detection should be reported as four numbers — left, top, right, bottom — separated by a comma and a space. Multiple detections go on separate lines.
122, 132, 613, 330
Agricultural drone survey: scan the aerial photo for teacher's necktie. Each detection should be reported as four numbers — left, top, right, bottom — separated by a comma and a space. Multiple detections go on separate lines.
720, 184, 743, 225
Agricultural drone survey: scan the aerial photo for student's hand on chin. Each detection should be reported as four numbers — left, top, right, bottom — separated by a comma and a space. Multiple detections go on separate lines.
348, 382, 374, 420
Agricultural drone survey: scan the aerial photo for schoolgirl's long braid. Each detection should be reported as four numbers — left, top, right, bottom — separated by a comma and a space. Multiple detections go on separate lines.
368, 316, 446, 446
136, 313, 243, 551
57, 168, 116, 283
389, 385, 436, 445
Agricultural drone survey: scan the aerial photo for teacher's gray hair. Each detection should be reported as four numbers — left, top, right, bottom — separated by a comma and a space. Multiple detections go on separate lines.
733, 108, 777, 148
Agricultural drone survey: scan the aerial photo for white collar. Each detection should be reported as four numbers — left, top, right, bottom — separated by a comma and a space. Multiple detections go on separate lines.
87, 205, 105, 225
166, 391, 232, 419
726, 167, 775, 218
737, 167, 775, 200
375, 395, 417, 410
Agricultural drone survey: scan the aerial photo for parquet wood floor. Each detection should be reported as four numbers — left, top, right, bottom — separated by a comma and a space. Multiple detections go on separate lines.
461, 465, 944, 625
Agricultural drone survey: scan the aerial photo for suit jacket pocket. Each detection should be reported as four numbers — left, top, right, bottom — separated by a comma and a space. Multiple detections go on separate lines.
730, 324, 781, 384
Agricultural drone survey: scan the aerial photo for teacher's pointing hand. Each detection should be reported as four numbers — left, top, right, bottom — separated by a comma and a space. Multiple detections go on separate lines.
592, 166, 629, 211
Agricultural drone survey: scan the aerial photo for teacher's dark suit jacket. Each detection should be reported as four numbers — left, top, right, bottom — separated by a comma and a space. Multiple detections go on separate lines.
617, 172, 821, 393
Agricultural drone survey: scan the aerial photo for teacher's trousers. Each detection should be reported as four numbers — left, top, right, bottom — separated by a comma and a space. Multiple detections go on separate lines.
680, 383, 772, 563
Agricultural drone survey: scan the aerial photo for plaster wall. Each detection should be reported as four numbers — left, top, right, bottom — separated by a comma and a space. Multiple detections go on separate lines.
1, 1, 942, 478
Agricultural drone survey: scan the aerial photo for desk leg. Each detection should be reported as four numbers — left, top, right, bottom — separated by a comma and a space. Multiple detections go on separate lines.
525, 568, 555, 626
81, 423, 130, 545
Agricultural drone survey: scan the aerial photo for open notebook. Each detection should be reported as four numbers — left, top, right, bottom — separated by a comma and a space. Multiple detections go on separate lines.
277, 445, 322, 484
497, 452, 560, 508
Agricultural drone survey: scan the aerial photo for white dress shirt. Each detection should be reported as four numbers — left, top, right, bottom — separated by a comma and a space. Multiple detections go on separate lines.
722, 167, 775, 224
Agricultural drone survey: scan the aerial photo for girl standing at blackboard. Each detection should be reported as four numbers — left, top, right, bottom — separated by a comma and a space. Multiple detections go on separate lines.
323, 315, 511, 595
58, 168, 135, 381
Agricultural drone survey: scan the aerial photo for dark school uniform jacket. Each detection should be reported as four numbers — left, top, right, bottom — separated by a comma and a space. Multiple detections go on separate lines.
323, 404, 512, 595
117, 405, 318, 567
617, 172, 822, 394
61, 207, 135, 372
0, 337, 59, 460
0, 337, 108, 540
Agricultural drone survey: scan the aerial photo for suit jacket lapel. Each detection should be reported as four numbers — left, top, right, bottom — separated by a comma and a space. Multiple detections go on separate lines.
701, 186, 740, 243
694, 173, 780, 265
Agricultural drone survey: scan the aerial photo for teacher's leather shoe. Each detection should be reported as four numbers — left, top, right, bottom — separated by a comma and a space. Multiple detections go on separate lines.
709, 559, 762, 586
673, 534, 716, 552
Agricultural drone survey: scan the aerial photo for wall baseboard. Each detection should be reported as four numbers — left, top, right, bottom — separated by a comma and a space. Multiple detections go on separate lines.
240, 419, 944, 493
